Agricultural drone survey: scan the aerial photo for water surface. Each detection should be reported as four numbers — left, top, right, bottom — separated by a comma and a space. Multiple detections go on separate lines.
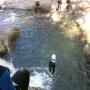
0, 10, 87, 90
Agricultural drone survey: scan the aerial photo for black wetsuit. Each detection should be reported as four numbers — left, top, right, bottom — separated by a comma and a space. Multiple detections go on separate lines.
49, 60, 56, 75
35, 1, 40, 13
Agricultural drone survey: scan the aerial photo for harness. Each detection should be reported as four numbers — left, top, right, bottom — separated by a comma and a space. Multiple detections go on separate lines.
51, 59, 56, 63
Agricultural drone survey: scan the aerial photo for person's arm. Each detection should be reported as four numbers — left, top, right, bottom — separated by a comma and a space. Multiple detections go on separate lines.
0, 70, 16, 90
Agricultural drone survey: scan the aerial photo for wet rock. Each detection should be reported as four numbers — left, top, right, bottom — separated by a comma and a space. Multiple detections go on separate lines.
80, 31, 88, 45
50, 11, 62, 22
0, 31, 8, 58
0, 27, 20, 58
83, 44, 90, 64
7, 27, 20, 52
0, 39, 8, 58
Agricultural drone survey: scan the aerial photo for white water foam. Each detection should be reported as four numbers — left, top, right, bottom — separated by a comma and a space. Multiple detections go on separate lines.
0, 58, 16, 77
30, 67, 53, 90
0, 0, 5, 5
1, 12, 16, 23
0, 59, 53, 89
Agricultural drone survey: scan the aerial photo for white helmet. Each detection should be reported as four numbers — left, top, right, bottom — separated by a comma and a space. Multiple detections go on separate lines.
51, 54, 56, 60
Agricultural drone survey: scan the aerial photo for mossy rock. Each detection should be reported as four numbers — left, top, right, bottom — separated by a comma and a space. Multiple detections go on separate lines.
8, 27, 20, 51
83, 44, 90, 64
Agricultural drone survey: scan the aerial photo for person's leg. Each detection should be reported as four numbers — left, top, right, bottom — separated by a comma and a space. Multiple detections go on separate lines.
37, 7, 40, 13
35, 7, 37, 13
49, 62, 52, 73
56, 5, 59, 11
12, 69, 30, 90
52, 63, 56, 75
59, 4, 61, 10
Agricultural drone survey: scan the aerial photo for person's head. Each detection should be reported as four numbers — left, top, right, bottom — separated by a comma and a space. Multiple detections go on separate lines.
36, 0, 40, 3
51, 54, 56, 60
36, 0, 40, 5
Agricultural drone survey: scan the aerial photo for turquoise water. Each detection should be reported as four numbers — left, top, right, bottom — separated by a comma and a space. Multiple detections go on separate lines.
0, 10, 88, 90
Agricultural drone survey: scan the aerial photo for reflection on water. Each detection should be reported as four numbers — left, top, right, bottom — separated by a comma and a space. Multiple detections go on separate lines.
0, 10, 87, 90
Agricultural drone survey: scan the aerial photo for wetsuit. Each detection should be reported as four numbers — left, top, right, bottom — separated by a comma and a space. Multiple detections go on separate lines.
49, 59, 56, 75
35, 1, 40, 13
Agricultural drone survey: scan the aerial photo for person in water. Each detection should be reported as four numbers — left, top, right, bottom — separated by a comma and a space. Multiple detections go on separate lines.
35, 0, 40, 13
49, 54, 56, 75
0, 65, 30, 90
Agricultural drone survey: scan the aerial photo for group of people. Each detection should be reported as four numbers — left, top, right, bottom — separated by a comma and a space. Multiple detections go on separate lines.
56, 0, 72, 11
34, 0, 72, 13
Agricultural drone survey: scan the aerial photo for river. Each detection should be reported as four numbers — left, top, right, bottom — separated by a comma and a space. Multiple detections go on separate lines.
0, 10, 88, 90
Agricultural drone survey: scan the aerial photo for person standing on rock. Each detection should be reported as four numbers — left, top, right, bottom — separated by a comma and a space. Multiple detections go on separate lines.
49, 54, 56, 75
56, 0, 62, 11
35, 0, 40, 13
66, 0, 72, 10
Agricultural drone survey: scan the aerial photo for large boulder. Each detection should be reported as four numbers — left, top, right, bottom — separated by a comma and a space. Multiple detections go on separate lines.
83, 44, 90, 64
80, 31, 88, 45
2, 0, 52, 12
7, 27, 20, 52
80, 25, 90, 64
0, 27, 20, 58
0, 38, 8, 58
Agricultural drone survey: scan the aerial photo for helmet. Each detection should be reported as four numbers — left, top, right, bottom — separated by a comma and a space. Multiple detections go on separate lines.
51, 54, 56, 59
